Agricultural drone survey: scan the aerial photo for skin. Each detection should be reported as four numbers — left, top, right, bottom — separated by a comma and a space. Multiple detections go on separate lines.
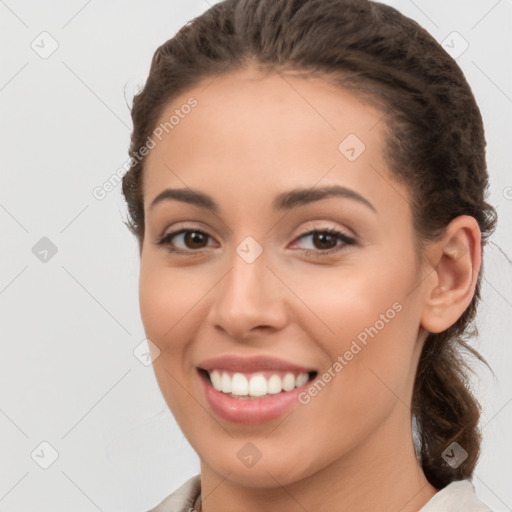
138, 66, 482, 512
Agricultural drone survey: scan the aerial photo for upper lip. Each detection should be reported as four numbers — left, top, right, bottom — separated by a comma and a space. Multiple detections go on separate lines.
197, 355, 316, 374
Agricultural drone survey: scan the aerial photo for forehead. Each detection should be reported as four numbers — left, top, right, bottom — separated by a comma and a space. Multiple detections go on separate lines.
142, 67, 409, 221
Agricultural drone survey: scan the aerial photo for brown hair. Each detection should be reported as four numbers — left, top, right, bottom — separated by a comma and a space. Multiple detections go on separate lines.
122, 0, 497, 489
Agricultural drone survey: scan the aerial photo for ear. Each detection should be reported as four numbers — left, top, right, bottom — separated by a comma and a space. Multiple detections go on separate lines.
420, 215, 482, 334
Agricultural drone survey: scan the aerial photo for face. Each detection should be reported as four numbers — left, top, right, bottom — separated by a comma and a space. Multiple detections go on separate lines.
139, 67, 429, 488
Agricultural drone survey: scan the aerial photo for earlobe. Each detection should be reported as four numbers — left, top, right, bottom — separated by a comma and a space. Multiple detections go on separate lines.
420, 216, 482, 334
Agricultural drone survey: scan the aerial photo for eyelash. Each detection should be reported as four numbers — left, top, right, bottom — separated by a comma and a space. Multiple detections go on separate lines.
154, 227, 356, 257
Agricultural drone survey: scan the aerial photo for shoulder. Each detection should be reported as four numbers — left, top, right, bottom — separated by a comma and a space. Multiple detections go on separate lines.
144, 475, 201, 512
419, 479, 493, 512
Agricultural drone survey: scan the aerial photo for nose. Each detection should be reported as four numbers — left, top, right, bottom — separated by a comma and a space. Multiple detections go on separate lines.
205, 245, 288, 341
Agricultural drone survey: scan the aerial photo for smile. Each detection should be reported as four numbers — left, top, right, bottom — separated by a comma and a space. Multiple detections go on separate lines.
202, 369, 315, 398
196, 355, 318, 424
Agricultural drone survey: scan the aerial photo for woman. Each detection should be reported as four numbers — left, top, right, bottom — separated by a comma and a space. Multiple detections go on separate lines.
121, 0, 497, 510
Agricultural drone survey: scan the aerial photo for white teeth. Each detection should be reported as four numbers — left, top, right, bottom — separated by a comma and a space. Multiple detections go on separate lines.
210, 370, 222, 391
282, 373, 296, 392
267, 374, 282, 394
248, 374, 267, 396
231, 373, 249, 396
221, 372, 232, 393
206, 370, 311, 397
295, 372, 309, 387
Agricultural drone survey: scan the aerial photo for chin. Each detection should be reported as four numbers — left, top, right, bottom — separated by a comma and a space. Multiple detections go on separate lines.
195, 435, 328, 489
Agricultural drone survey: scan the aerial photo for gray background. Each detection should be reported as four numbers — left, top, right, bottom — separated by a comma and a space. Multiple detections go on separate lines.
1, 1, 510, 511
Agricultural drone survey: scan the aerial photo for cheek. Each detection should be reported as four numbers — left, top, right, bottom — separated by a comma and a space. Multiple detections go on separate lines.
289, 253, 420, 392
138, 263, 207, 422
290, 258, 411, 336
139, 261, 204, 345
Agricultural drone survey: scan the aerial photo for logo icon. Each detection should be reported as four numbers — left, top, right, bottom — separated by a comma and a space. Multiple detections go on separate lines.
338, 133, 366, 162
31, 32, 59, 59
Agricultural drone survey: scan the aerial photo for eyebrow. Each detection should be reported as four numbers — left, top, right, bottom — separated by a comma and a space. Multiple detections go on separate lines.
149, 184, 377, 214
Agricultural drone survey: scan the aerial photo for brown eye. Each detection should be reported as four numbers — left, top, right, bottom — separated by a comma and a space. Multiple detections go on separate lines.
311, 231, 338, 250
292, 228, 356, 257
182, 231, 209, 249
156, 228, 213, 252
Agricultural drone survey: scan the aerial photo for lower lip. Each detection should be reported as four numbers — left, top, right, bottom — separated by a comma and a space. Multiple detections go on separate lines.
198, 370, 310, 425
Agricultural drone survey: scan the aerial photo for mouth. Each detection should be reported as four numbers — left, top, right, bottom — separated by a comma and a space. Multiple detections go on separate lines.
198, 368, 318, 400
196, 355, 319, 424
